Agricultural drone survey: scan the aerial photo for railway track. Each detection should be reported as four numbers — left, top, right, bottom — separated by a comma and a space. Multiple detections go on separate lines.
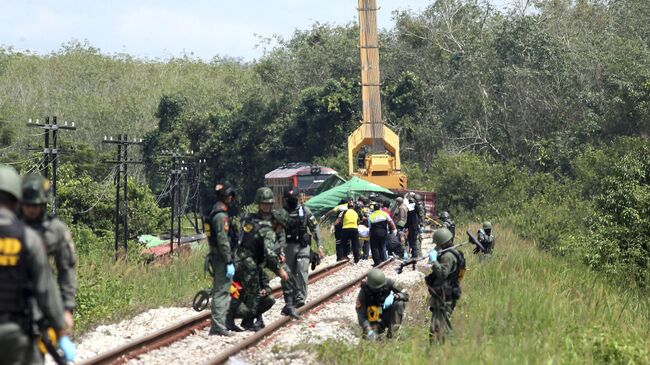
80, 259, 351, 365
204, 258, 395, 365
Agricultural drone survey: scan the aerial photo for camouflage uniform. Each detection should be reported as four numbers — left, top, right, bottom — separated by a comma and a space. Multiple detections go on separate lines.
356, 272, 408, 339
477, 221, 495, 261
230, 212, 283, 323
426, 228, 464, 344
230, 269, 275, 321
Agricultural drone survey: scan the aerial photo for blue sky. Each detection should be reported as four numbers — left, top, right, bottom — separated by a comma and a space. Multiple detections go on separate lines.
1, 0, 509, 61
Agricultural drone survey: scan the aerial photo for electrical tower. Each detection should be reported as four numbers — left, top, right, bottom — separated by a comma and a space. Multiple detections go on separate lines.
26, 116, 77, 215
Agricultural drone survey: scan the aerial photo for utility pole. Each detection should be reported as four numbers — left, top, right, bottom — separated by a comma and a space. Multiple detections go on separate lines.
103, 134, 143, 259
162, 150, 200, 253
193, 158, 207, 233
26, 116, 77, 215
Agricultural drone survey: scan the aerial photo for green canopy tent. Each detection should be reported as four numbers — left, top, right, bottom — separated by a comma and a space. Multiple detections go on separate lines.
305, 176, 397, 217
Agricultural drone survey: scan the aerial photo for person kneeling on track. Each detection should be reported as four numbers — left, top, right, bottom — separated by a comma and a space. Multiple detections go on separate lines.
356, 269, 408, 341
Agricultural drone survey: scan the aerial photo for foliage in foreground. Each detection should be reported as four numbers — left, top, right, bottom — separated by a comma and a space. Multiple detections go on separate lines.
315, 226, 650, 365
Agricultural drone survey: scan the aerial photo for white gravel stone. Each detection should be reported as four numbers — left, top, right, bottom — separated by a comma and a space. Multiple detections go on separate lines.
126, 253, 391, 365
63, 234, 436, 365
63, 307, 198, 363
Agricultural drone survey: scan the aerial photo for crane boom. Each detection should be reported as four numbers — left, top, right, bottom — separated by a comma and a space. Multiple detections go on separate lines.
347, 0, 407, 189
358, 1, 384, 153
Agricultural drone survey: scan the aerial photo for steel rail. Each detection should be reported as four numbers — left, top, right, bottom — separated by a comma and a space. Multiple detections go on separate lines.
79, 259, 350, 365
205, 258, 395, 365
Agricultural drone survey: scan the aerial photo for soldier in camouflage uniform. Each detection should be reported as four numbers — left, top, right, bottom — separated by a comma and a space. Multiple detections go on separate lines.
206, 183, 237, 336
0, 166, 75, 364
425, 228, 465, 344
227, 187, 292, 332
282, 189, 323, 307
20, 175, 77, 332
438, 211, 455, 242
356, 269, 408, 341
476, 221, 495, 261
227, 268, 276, 331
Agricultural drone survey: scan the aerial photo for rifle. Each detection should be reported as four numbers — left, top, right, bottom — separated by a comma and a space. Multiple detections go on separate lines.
395, 241, 467, 274
466, 230, 486, 253
38, 325, 68, 365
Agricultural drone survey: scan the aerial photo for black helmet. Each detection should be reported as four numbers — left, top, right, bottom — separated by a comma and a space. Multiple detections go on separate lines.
22, 174, 50, 205
284, 189, 299, 210
215, 183, 236, 202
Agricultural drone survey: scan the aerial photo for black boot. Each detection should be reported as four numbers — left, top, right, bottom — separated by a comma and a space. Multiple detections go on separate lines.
241, 315, 261, 332
225, 312, 243, 332
254, 315, 265, 329
281, 296, 302, 320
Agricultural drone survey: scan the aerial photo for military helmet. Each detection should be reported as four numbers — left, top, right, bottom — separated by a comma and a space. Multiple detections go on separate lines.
432, 228, 454, 245
439, 211, 450, 219
284, 189, 299, 209
272, 208, 289, 227
22, 174, 50, 205
367, 268, 387, 289
483, 221, 492, 230
0, 165, 22, 201
255, 187, 274, 204
215, 183, 236, 201
414, 193, 422, 202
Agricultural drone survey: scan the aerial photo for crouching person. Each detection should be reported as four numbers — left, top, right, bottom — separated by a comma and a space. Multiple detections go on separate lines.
227, 270, 275, 332
356, 269, 408, 341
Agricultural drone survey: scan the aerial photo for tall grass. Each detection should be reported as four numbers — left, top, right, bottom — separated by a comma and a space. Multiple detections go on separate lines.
75, 244, 211, 335
315, 225, 650, 364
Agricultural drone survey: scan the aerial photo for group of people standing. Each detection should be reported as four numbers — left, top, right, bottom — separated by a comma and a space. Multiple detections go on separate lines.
333, 192, 427, 266
206, 184, 323, 336
0, 165, 77, 365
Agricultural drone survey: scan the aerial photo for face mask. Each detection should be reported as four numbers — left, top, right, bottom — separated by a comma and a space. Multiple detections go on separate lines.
286, 197, 298, 210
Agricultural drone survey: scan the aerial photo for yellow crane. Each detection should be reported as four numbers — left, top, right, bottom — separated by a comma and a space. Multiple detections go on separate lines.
347, 0, 407, 189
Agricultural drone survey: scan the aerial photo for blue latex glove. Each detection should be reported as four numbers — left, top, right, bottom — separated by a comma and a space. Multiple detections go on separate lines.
367, 329, 377, 341
383, 292, 395, 309
226, 263, 235, 280
428, 249, 438, 263
58, 336, 76, 362
402, 251, 409, 260
419, 226, 424, 234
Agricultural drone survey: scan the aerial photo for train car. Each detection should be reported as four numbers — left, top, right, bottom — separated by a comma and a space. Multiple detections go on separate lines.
264, 163, 338, 207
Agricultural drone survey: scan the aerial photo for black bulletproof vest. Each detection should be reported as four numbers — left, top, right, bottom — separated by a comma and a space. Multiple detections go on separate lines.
239, 215, 265, 264
285, 206, 307, 243
361, 282, 393, 307
0, 215, 29, 314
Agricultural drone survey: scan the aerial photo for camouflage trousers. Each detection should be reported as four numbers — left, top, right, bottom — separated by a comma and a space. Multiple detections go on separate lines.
429, 293, 454, 344
233, 260, 296, 319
